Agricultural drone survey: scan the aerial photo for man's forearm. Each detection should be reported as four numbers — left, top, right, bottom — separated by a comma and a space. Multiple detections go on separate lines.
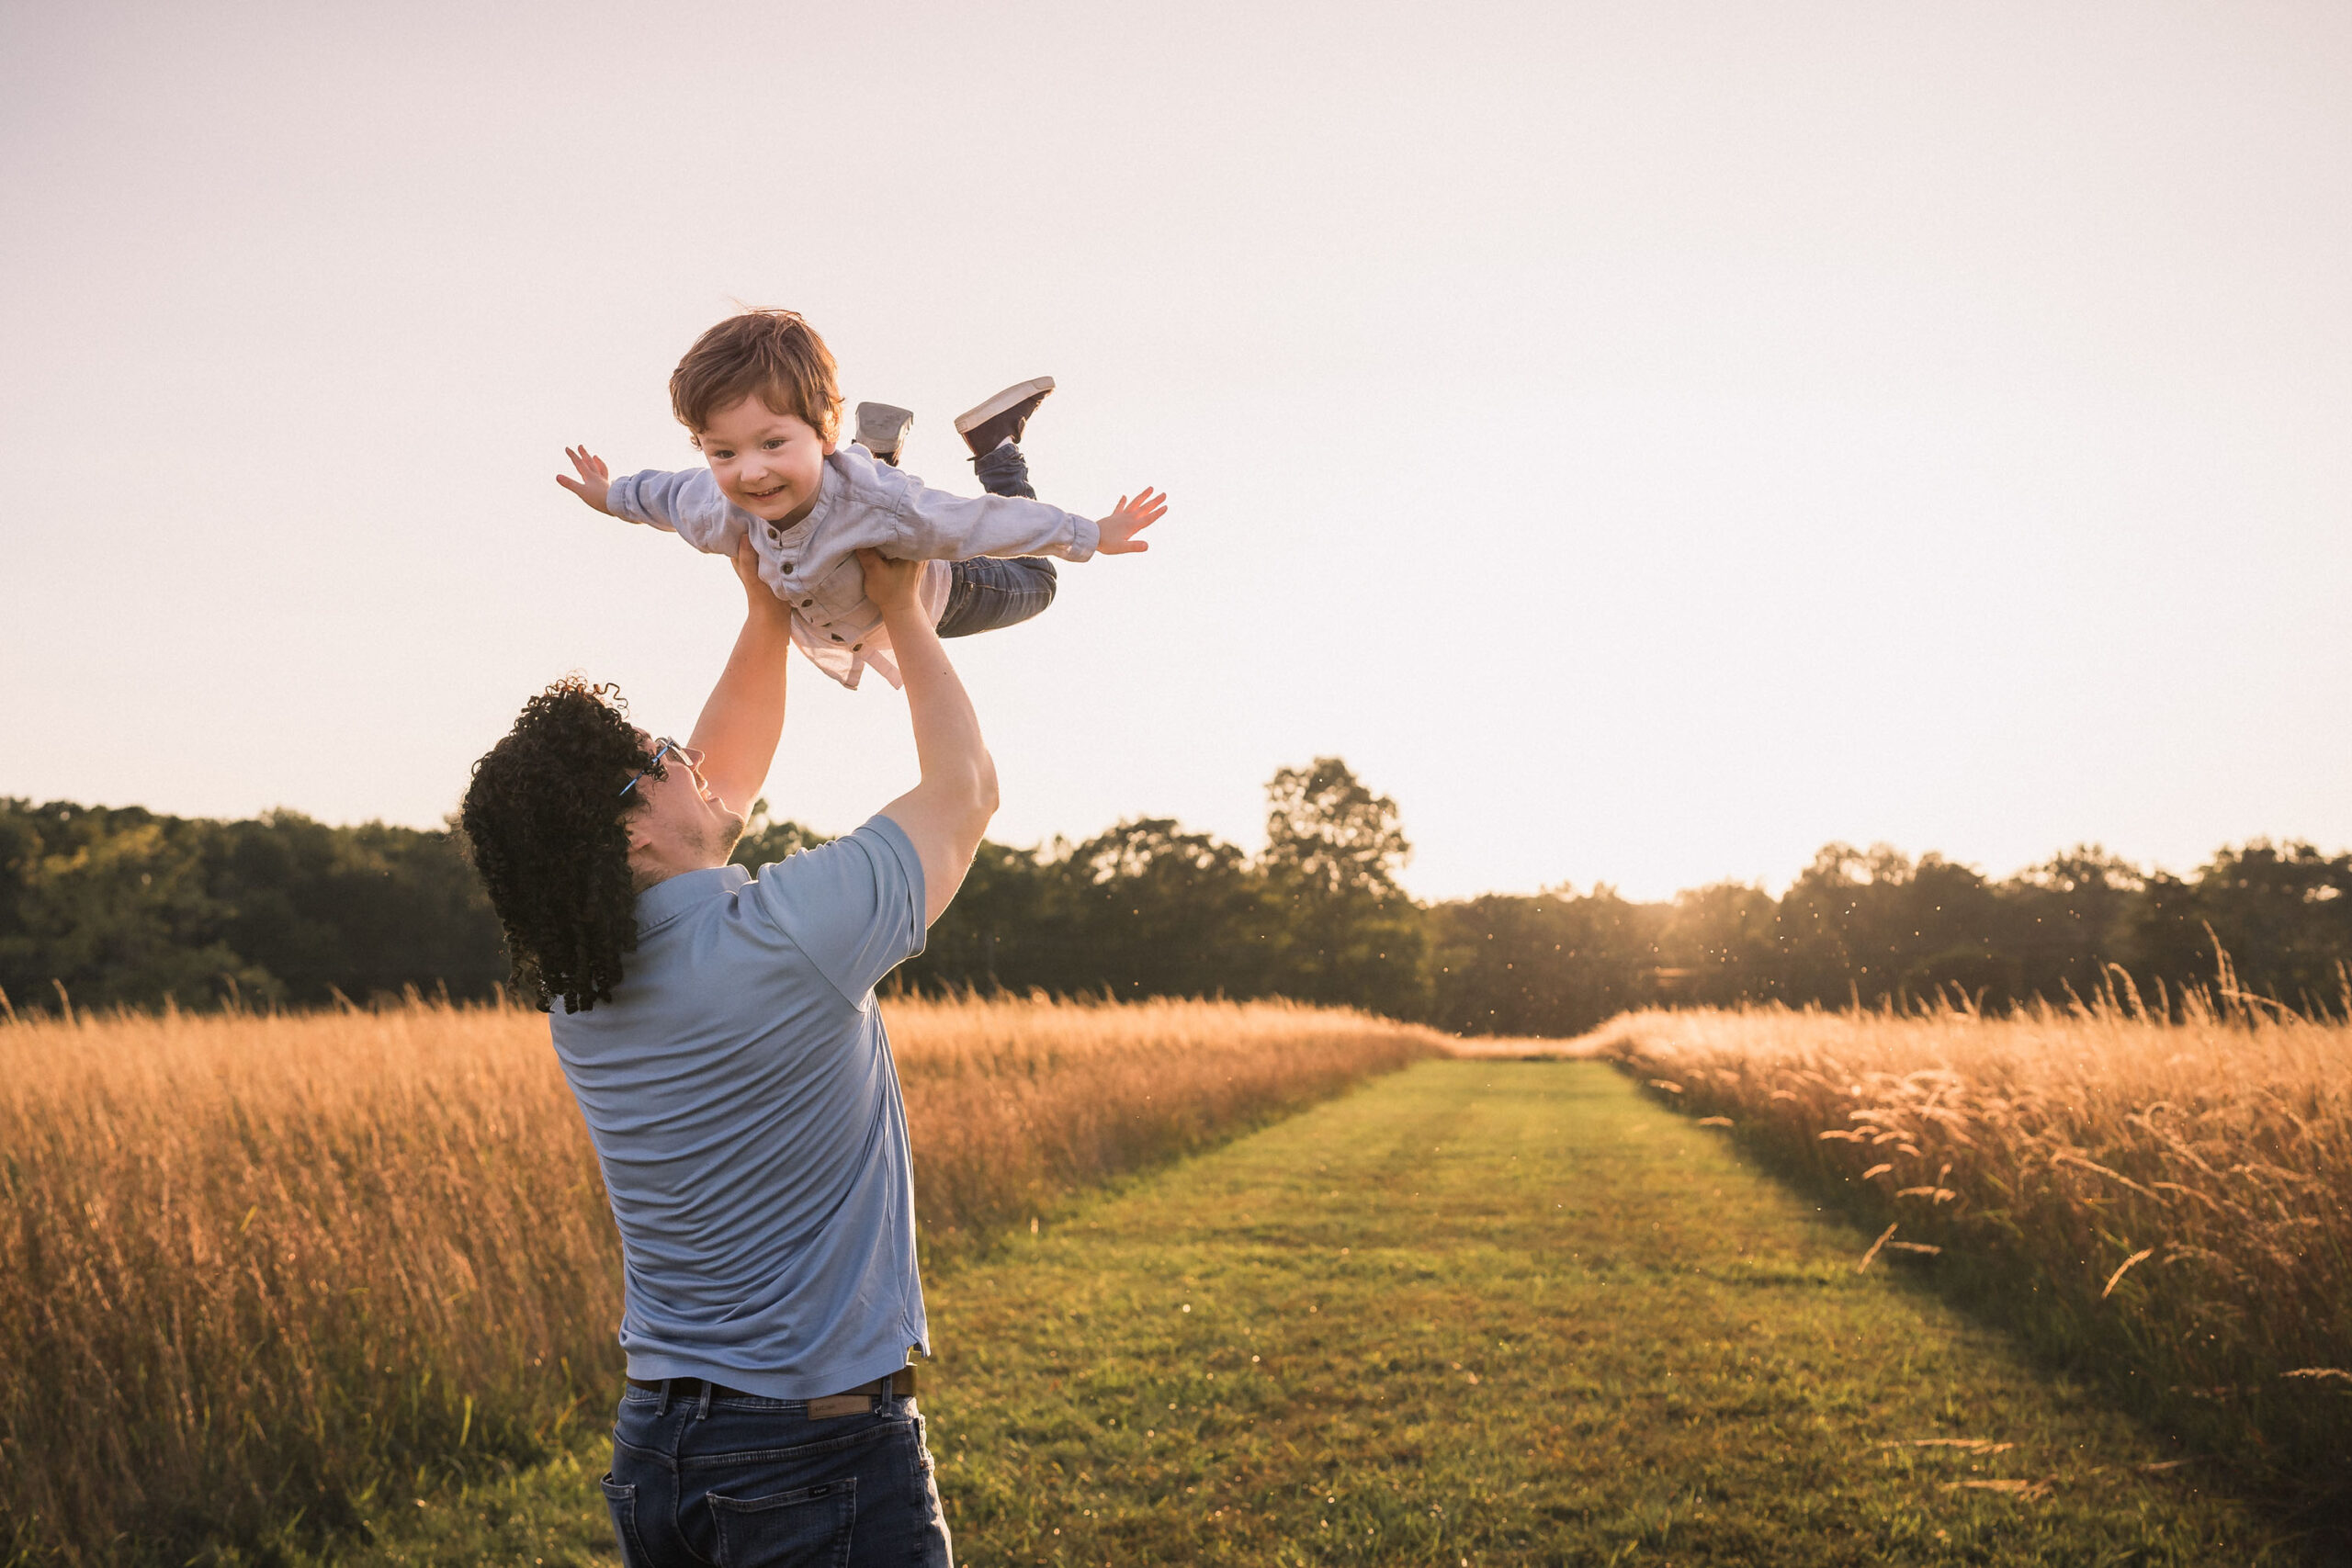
881, 604, 992, 802
687, 605, 793, 817
876, 594, 997, 925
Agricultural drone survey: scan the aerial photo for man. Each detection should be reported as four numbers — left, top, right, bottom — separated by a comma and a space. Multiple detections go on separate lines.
460, 540, 991, 1567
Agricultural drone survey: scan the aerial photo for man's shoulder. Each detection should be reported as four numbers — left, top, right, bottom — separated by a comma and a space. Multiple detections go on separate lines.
742, 818, 921, 910
615, 821, 922, 958
632, 863, 752, 942
738, 816, 927, 1007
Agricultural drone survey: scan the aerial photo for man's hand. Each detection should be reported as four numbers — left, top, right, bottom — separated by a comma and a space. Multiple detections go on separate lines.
868, 549, 997, 927
1095, 488, 1168, 555
732, 539, 787, 619
557, 446, 616, 515
856, 547, 926, 617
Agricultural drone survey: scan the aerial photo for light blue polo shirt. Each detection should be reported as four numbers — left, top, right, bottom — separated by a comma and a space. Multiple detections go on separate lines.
548, 815, 929, 1400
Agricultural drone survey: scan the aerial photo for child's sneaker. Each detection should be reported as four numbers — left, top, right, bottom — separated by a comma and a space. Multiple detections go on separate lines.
955, 378, 1055, 458
854, 401, 915, 467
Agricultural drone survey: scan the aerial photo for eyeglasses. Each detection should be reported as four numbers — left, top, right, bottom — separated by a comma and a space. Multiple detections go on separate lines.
618, 737, 704, 799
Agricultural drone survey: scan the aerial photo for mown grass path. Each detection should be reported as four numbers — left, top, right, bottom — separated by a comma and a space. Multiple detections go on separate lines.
929, 1060, 2276, 1566
333, 1060, 2282, 1565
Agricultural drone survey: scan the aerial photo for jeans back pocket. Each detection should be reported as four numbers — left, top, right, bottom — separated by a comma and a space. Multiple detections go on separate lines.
599, 1475, 654, 1568
708, 1476, 857, 1568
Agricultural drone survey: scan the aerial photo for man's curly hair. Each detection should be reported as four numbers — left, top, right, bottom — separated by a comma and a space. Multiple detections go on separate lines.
459, 677, 659, 1014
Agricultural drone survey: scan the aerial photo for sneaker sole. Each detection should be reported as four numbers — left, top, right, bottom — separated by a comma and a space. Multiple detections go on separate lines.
854, 402, 915, 447
954, 378, 1056, 434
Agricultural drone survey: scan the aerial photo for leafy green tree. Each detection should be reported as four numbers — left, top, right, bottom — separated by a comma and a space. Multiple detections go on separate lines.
729, 799, 831, 870
2132, 841, 2352, 1013
1048, 818, 1279, 999
0, 803, 262, 1010
1996, 846, 2145, 1006
902, 839, 1057, 994
1655, 882, 1784, 1006
0, 798, 501, 1014
209, 812, 505, 1004
1262, 758, 1412, 900
8, 789, 2348, 1032
1778, 843, 2007, 1008
1259, 759, 1429, 1017
1428, 888, 1665, 1035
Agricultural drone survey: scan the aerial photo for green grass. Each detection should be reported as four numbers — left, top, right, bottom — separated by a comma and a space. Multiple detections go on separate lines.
311, 1061, 2288, 1566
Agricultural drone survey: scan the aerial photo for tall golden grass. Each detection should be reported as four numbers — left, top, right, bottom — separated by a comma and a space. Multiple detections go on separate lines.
0, 993, 1442, 1565
1588, 981, 2352, 1525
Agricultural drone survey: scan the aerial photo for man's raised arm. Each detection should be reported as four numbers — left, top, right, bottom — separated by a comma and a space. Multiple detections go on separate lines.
684, 541, 793, 820
863, 548, 998, 927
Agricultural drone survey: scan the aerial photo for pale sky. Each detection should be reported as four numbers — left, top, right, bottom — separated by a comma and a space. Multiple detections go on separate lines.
4, 1, 2347, 901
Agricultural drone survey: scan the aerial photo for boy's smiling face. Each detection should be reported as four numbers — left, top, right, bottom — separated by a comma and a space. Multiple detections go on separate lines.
696, 394, 835, 525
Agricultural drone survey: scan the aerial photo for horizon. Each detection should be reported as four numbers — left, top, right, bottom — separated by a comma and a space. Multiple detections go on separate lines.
5, 1, 2347, 904
10, 781, 2334, 908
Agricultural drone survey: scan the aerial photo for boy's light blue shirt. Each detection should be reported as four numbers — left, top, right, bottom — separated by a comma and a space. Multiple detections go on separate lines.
547, 815, 930, 1400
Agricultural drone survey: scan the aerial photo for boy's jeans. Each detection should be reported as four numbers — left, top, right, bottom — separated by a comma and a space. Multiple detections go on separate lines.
603, 1382, 952, 1567
936, 441, 1057, 638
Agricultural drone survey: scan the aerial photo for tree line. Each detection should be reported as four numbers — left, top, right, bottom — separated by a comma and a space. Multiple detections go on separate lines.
5, 765, 2347, 1032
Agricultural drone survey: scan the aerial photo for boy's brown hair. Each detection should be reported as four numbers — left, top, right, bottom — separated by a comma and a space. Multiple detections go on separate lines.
669, 309, 842, 443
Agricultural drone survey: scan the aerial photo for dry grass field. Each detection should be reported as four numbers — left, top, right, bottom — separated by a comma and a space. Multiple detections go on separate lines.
293, 1059, 2294, 1567
1586, 983, 2352, 1536
0, 994, 1443, 1565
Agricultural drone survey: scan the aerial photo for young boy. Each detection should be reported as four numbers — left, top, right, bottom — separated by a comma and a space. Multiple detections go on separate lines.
558, 309, 1166, 691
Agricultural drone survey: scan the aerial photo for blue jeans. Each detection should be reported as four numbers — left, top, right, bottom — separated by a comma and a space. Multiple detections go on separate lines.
603, 1382, 953, 1567
937, 441, 1057, 639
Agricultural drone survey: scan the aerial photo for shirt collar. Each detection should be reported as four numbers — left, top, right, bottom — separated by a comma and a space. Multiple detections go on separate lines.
635, 863, 751, 936
779, 454, 846, 537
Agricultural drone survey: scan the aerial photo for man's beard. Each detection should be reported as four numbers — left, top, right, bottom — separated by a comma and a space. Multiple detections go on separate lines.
695, 804, 748, 863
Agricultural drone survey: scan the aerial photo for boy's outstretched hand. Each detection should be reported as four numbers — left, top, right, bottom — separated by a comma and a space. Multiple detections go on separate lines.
557, 446, 614, 515
1095, 488, 1168, 555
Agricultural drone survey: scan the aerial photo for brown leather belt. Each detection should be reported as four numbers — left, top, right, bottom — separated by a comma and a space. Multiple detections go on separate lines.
627, 1365, 916, 1419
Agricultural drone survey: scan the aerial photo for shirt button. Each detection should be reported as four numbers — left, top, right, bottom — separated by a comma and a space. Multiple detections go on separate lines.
831, 633, 843, 641
780, 562, 793, 572
801, 599, 813, 607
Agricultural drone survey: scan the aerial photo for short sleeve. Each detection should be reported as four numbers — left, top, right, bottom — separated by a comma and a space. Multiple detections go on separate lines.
744, 815, 927, 1003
